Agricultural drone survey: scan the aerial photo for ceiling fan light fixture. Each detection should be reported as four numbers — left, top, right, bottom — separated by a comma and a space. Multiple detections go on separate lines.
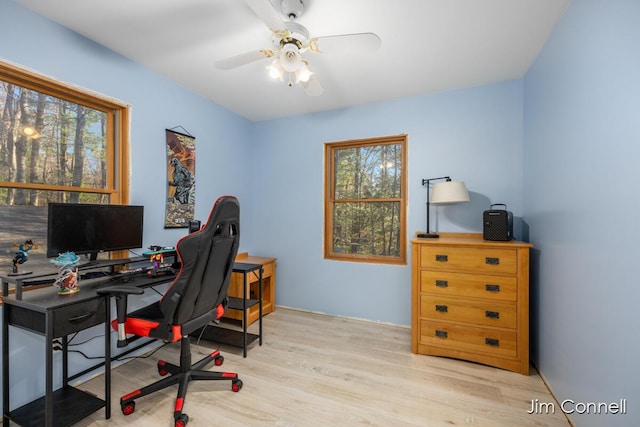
220, 0, 378, 98
266, 59, 284, 80
279, 43, 301, 72
295, 61, 313, 83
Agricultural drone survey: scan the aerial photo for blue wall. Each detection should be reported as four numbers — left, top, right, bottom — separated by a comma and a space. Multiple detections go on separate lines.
524, 0, 640, 426
250, 82, 524, 324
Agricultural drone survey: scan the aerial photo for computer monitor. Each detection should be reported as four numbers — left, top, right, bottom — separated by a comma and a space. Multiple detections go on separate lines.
47, 203, 144, 260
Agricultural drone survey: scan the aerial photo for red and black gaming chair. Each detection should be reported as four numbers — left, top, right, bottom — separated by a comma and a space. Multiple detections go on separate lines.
98, 195, 242, 427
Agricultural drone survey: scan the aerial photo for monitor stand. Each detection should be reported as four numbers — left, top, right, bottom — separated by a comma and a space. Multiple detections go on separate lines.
7, 270, 33, 277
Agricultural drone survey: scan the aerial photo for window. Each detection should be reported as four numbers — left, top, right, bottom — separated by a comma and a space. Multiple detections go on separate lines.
324, 135, 407, 264
0, 61, 130, 267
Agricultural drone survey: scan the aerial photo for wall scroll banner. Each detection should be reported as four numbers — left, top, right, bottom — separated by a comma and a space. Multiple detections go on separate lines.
165, 128, 196, 228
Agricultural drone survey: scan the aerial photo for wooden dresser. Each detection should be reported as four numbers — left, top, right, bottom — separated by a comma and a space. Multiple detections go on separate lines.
411, 233, 532, 375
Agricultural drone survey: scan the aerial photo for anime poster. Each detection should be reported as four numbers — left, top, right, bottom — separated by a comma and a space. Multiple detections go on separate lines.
165, 129, 195, 228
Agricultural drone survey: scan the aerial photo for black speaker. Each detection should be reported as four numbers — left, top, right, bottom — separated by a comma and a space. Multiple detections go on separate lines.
188, 220, 201, 234
483, 204, 513, 241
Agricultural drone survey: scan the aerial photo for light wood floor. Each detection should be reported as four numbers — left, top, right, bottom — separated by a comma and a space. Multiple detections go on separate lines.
74, 308, 570, 427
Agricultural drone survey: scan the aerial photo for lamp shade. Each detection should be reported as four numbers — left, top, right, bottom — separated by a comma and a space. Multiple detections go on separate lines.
430, 180, 469, 204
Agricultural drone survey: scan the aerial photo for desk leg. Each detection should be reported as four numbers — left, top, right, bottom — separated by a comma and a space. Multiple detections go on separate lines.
45, 312, 54, 427
15, 280, 22, 300
62, 336, 68, 387
104, 296, 111, 419
2, 304, 9, 427
259, 267, 263, 346
242, 272, 247, 358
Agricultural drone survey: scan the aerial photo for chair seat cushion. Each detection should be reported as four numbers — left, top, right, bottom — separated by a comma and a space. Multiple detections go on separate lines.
110, 301, 226, 342
111, 301, 182, 342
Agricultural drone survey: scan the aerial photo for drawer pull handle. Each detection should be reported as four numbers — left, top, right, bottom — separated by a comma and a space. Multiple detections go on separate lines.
435, 305, 448, 313
435, 280, 448, 288
485, 284, 500, 292
435, 254, 448, 262
485, 311, 500, 319
69, 312, 94, 323
485, 338, 500, 347
435, 330, 448, 338
485, 257, 500, 265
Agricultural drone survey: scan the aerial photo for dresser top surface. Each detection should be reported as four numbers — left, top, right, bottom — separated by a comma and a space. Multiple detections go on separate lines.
411, 232, 532, 248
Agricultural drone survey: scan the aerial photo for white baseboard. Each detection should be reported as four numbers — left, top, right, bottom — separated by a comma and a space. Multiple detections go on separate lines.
532, 362, 576, 427
275, 305, 411, 329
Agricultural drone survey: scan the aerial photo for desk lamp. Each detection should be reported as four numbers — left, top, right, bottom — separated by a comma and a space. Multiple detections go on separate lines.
418, 177, 469, 238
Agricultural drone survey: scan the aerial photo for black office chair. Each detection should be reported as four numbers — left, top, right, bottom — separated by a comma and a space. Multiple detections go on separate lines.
98, 195, 242, 427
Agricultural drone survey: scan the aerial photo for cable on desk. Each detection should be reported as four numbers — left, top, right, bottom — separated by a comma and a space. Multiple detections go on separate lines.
69, 332, 105, 347
66, 349, 107, 360
128, 249, 143, 257
194, 322, 222, 356
66, 331, 80, 345
64, 338, 168, 362
114, 341, 167, 361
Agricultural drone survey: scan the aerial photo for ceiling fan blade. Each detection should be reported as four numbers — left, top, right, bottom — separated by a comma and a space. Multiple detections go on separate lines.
301, 74, 323, 96
311, 32, 382, 54
215, 50, 272, 70
245, 0, 286, 32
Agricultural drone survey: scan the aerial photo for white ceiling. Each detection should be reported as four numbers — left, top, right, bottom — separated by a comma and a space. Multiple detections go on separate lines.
15, 0, 570, 122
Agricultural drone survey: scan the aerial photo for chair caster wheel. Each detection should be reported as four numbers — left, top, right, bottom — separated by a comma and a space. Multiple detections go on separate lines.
158, 361, 169, 376
175, 413, 189, 427
214, 354, 224, 366
121, 400, 135, 415
232, 379, 243, 392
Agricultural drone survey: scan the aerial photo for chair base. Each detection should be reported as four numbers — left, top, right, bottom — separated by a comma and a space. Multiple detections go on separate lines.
120, 338, 242, 427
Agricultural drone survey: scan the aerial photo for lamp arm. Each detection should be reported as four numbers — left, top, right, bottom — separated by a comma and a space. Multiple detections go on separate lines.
421, 176, 451, 186
421, 176, 451, 234
426, 183, 430, 233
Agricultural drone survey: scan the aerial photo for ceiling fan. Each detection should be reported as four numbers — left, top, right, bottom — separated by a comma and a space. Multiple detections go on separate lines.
215, 0, 382, 96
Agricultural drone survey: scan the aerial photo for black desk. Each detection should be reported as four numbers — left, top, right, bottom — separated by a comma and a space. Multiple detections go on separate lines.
1, 273, 173, 427
1, 261, 264, 426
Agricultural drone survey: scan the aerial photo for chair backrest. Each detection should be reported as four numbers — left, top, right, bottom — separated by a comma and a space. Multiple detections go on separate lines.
159, 195, 240, 329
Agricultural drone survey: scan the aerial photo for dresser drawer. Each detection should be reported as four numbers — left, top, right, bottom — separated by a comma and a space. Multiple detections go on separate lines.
420, 295, 516, 329
260, 260, 274, 278
420, 271, 517, 301
420, 246, 517, 275
420, 320, 517, 358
